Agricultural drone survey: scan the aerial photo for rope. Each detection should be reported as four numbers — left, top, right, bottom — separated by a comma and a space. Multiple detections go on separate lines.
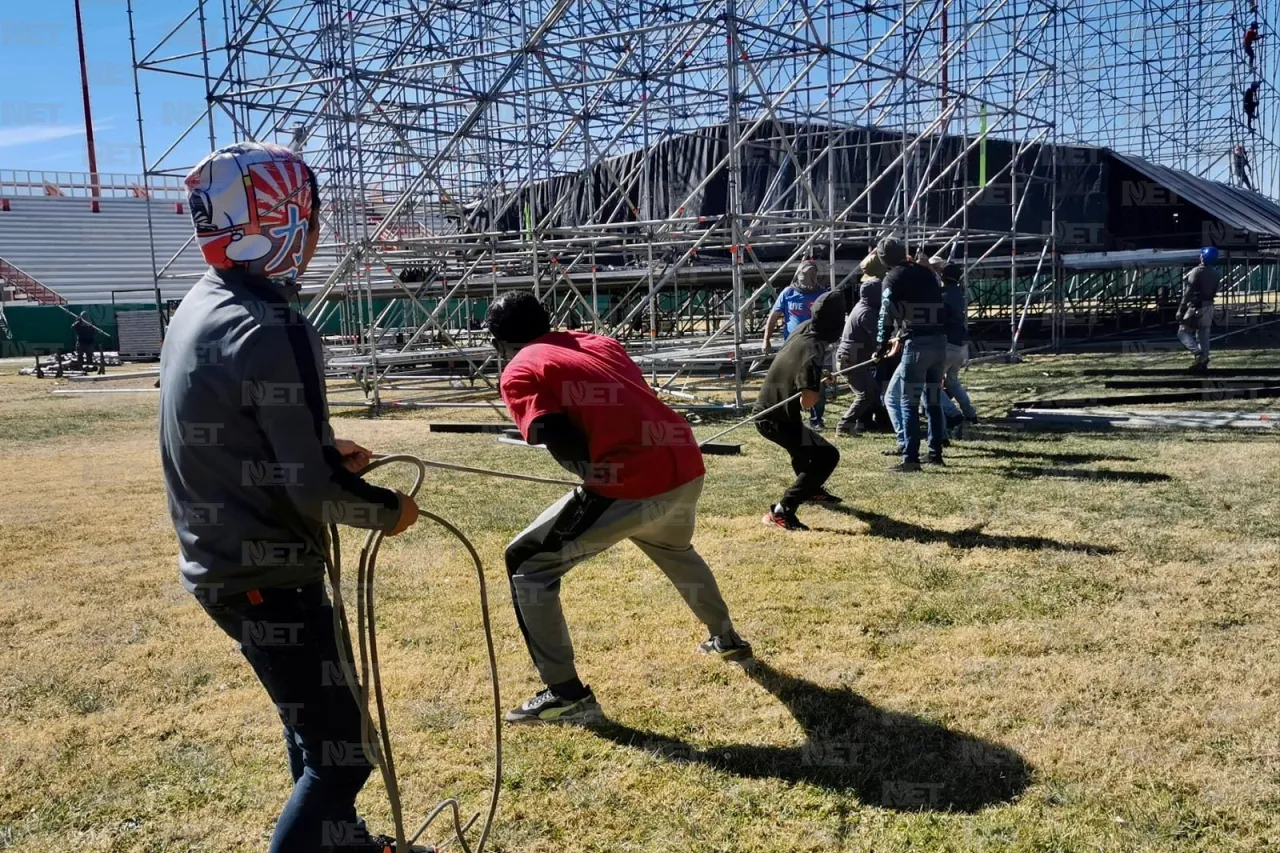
325, 454, 508, 853
698, 355, 878, 446
407, 456, 578, 486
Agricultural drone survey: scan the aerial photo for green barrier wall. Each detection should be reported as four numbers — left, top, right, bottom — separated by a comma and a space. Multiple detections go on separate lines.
0, 303, 146, 357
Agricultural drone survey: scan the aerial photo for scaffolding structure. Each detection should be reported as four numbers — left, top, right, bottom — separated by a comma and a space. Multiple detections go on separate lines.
130, 0, 1279, 408
1056, 0, 1280, 195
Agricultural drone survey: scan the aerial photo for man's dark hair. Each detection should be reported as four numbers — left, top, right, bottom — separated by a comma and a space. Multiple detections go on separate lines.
485, 290, 551, 345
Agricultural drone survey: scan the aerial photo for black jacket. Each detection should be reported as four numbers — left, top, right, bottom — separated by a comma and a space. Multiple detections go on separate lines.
877, 262, 949, 346
72, 319, 96, 346
159, 269, 402, 599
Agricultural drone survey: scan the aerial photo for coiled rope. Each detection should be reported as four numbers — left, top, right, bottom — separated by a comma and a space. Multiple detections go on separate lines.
324, 454, 575, 853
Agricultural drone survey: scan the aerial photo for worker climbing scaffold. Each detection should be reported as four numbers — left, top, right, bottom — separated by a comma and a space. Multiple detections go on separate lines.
1244, 20, 1264, 68
1244, 80, 1262, 134
1234, 144, 1256, 191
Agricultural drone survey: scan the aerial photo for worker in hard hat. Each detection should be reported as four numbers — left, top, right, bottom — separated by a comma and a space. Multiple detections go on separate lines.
1177, 246, 1221, 372
1244, 21, 1264, 67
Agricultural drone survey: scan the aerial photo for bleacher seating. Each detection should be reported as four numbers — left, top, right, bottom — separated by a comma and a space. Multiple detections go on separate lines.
0, 196, 207, 304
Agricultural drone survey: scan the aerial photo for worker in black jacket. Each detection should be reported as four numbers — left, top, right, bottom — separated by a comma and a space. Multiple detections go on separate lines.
754, 290, 846, 531
71, 311, 97, 369
875, 236, 951, 470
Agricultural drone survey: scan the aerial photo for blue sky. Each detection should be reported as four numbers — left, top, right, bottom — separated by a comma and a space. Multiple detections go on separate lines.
0, 3, 1266, 194
0, 3, 1070, 179
0, 2, 213, 175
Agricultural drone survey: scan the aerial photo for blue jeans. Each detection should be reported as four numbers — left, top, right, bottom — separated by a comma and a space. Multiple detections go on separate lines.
943, 342, 976, 420
941, 385, 962, 420
883, 365, 906, 448
895, 356, 962, 429
201, 583, 380, 853
900, 336, 948, 461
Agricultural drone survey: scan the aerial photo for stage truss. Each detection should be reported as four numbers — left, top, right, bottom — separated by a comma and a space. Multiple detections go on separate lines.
130, 0, 1278, 408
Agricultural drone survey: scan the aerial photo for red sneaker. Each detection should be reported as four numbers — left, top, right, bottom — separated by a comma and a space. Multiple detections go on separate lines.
762, 507, 809, 531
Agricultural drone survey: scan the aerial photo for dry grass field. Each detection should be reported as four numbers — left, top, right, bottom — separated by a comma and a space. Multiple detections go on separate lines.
2, 349, 1279, 852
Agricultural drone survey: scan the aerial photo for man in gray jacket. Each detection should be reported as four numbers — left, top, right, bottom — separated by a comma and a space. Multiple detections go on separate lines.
834, 274, 882, 436
160, 142, 420, 853
1177, 247, 1221, 372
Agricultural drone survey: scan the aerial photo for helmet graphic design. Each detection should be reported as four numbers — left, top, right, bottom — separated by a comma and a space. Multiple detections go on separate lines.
185, 142, 315, 280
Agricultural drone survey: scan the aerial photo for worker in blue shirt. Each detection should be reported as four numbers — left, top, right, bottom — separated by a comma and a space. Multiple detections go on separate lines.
763, 260, 830, 429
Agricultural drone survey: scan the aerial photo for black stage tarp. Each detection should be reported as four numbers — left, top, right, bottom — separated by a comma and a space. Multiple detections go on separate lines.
460, 121, 1280, 260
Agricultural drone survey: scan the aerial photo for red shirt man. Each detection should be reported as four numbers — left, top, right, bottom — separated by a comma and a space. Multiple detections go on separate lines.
486, 291, 749, 726
501, 329, 705, 499
1244, 23, 1263, 64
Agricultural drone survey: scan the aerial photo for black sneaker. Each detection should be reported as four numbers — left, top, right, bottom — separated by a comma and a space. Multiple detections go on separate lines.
504, 686, 603, 726
888, 460, 922, 472
807, 488, 844, 504
762, 506, 809, 531
965, 415, 981, 425
698, 631, 754, 663
881, 445, 905, 456
923, 454, 946, 466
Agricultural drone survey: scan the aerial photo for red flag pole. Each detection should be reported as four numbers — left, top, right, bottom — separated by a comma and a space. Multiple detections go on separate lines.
74, 0, 101, 213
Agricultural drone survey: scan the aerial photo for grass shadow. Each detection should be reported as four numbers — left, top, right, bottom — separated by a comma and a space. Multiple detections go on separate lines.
962, 444, 1140, 465
958, 428, 1066, 444
827, 506, 1117, 554
594, 661, 1032, 812
1003, 465, 1171, 484
806, 526, 864, 537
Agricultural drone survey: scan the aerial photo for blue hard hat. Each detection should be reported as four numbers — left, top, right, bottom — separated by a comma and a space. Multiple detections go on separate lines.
1201, 246, 1220, 264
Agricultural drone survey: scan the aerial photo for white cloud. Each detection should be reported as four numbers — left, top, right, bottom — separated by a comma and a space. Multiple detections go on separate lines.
0, 125, 85, 149
25, 149, 82, 167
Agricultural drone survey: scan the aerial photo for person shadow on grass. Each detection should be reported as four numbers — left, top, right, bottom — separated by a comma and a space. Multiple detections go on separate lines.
811, 505, 1117, 555
594, 661, 1032, 812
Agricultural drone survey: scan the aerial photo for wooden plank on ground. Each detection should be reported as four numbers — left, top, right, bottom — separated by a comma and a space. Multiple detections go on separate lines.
1013, 386, 1280, 409
1080, 367, 1280, 377
699, 442, 742, 455
1103, 379, 1275, 390
1007, 408, 1280, 430
427, 422, 516, 433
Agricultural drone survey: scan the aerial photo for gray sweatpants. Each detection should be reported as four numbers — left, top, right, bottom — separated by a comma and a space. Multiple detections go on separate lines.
504, 476, 734, 686
1177, 304, 1214, 360
835, 352, 879, 432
